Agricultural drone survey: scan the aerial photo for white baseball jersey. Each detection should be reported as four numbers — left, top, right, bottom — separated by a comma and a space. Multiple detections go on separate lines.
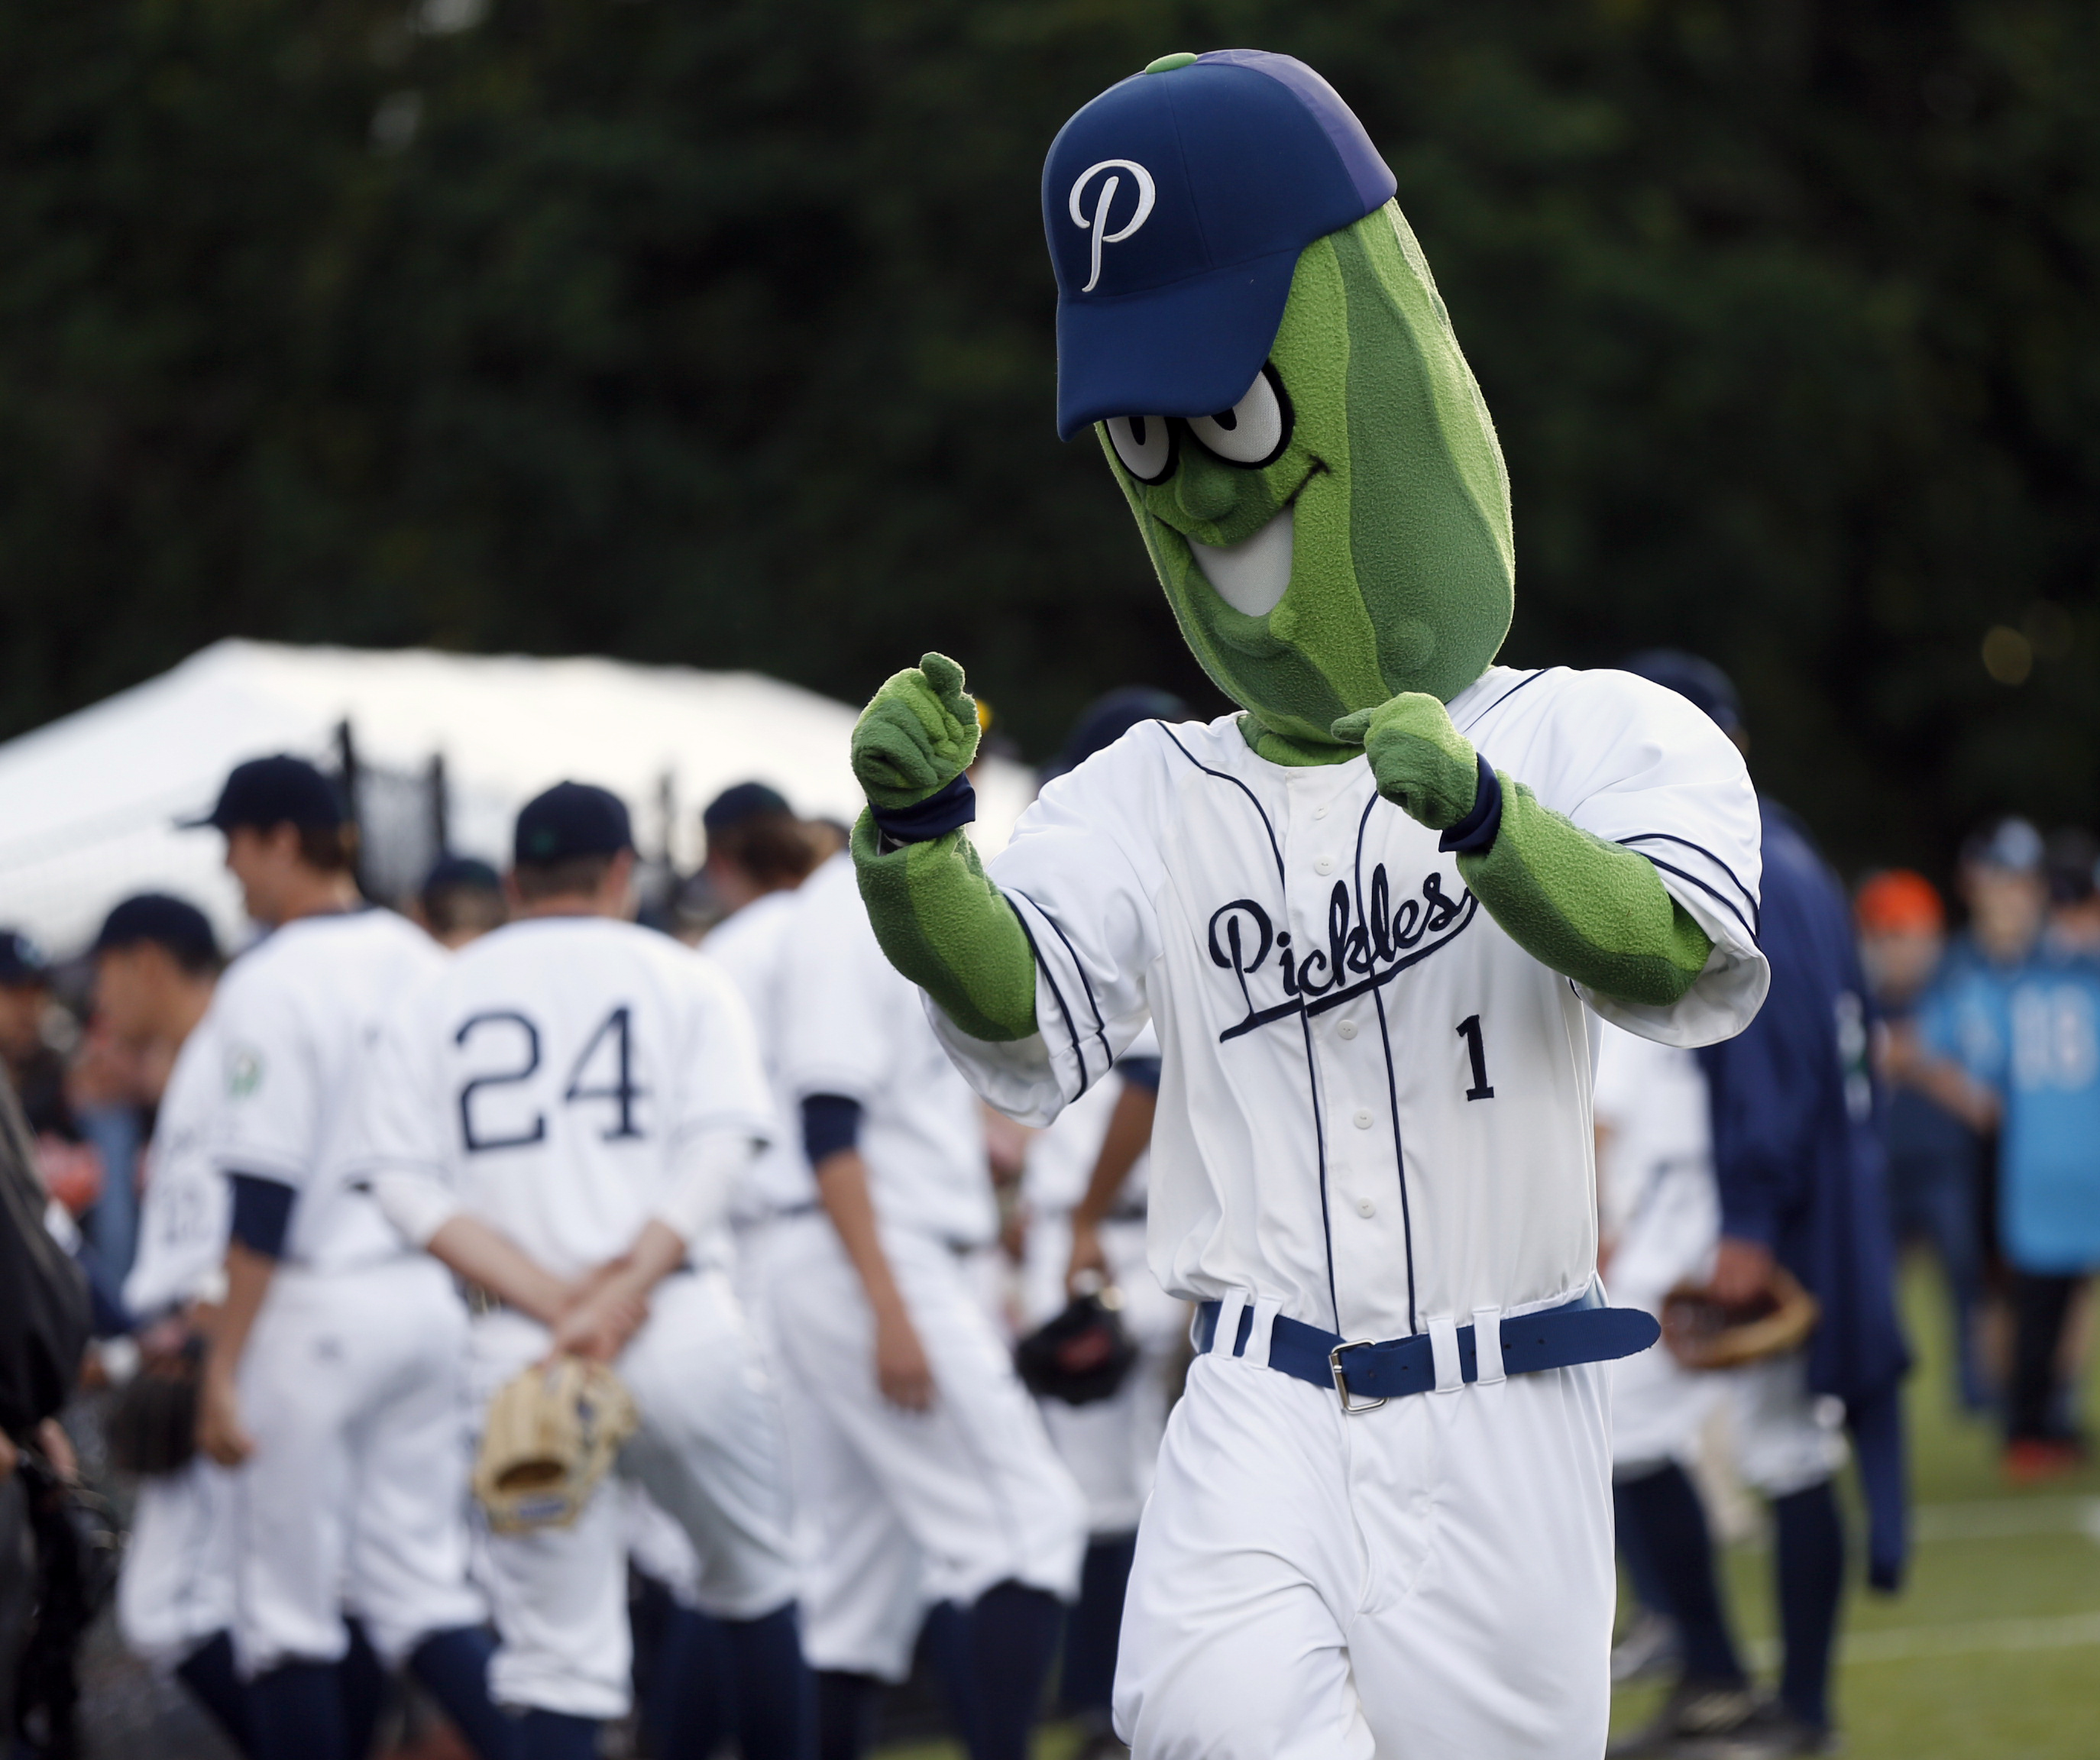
123, 1014, 229, 1317
1592, 1021, 1718, 1305
777, 852, 995, 1247
936, 665, 1768, 1342
703, 889, 819, 1219
211, 910, 447, 1270
354, 914, 776, 1274
1021, 1024, 1158, 1219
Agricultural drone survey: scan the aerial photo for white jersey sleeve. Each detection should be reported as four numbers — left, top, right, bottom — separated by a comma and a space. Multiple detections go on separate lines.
123, 1017, 232, 1316
927, 737, 1174, 1127
210, 962, 322, 1188
351, 979, 461, 1247
1454, 667, 1767, 1049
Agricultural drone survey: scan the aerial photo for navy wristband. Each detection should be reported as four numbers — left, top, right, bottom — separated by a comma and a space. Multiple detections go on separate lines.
228, 1173, 296, 1259
869, 772, 976, 845
801, 1095, 865, 1166
1438, 753, 1503, 856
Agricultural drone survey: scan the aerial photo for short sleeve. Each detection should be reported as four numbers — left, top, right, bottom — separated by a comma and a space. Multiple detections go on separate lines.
928, 731, 1170, 1126
669, 956, 780, 1150
1481, 669, 1769, 1049
776, 859, 907, 1106
344, 984, 453, 1186
211, 963, 322, 1188
1922, 971, 2005, 1089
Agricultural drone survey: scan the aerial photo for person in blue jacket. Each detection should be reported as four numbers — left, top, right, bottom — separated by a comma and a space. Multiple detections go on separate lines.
1610, 653, 1910, 1760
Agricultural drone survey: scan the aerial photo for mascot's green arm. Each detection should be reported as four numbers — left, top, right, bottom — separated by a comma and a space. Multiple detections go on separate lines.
848, 653, 1039, 1043
1334, 694, 1713, 1008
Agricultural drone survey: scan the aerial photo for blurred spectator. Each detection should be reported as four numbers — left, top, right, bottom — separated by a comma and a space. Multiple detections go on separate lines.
1858, 871, 1990, 1409
0, 932, 75, 1145
1920, 818, 2100, 1480
2045, 828, 2100, 953
410, 853, 508, 949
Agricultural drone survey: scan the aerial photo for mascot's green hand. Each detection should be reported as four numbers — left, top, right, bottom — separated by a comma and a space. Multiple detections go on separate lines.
851, 652, 982, 810
1332, 694, 1481, 831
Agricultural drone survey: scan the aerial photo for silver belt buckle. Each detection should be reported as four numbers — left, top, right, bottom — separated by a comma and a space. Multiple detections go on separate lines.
1328, 1340, 1388, 1414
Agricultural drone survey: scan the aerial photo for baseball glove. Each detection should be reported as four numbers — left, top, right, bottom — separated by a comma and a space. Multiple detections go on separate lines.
473, 1357, 639, 1533
105, 1340, 202, 1477
1015, 1289, 1139, 1406
1661, 1265, 1820, 1371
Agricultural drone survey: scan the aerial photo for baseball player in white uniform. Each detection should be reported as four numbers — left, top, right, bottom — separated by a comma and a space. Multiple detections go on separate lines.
186, 756, 512, 1760
768, 847, 1087, 1760
92, 895, 251, 1749
352, 781, 807, 1760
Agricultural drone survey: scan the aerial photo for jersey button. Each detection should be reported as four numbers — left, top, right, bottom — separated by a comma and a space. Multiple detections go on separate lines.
1314, 855, 1336, 876
1352, 1108, 1374, 1130
1337, 1020, 1358, 1040
1314, 804, 1330, 820
1357, 1198, 1377, 1218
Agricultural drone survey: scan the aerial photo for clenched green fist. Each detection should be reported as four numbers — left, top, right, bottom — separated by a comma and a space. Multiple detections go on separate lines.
1331, 693, 1482, 831
851, 652, 981, 810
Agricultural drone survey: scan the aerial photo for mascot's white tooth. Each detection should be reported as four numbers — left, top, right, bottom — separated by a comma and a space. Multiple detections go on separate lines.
1189, 506, 1293, 618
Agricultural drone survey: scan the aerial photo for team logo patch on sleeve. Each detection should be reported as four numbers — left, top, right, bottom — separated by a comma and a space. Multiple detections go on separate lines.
225, 1045, 264, 1099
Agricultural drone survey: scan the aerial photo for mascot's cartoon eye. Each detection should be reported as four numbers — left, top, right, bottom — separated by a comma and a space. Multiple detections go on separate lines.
1186, 364, 1292, 469
1105, 414, 1176, 484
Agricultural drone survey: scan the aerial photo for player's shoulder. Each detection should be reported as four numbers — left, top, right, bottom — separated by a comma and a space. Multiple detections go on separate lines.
1024, 713, 1236, 832
703, 887, 798, 967
1459, 664, 1733, 757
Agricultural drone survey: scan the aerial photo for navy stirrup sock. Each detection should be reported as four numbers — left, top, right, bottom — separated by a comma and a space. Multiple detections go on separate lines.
175, 1630, 254, 1757
410, 1626, 516, 1760
340, 1619, 385, 1760
726, 1602, 815, 1760
248, 1659, 346, 1760
814, 1669, 882, 1760
1773, 1479, 1844, 1731
518, 1707, 597, 1760
1613, 1464, 1748, 1687
967, 1580, 1064, 1760
1060, 1534, 1135, 1717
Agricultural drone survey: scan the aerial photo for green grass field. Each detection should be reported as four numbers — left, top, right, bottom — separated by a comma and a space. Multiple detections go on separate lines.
880, 1263, 2100, 1758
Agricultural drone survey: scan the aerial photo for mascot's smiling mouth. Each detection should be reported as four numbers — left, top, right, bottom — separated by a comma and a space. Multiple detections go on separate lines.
1189, 505, 1293, 617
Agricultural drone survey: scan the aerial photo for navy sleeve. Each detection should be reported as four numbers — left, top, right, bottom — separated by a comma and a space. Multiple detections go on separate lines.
1116, 1055, 1163, 1094
228, 1173, 296, 1260
801, 1095, 864, 1167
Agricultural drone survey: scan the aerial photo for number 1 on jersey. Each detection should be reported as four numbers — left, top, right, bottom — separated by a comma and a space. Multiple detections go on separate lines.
1456, 1014, 1494, 1101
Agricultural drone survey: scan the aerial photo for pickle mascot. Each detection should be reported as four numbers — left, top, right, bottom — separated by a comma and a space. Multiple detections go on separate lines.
846, 50, 1772, 1759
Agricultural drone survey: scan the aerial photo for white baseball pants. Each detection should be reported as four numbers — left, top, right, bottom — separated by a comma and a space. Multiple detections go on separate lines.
118, 1458, 238, 1668
469, 1267, 799, 1720
765, 1215, 1087, 1681
1115, 1349, 1615, 1759
231, 1255, 486, 1674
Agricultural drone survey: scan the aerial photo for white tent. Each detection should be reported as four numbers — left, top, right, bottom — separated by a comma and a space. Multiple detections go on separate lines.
0, 640, 1037, 956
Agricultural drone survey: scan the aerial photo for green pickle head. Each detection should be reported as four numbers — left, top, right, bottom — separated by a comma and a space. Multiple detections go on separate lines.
1044, 53, 1513, 759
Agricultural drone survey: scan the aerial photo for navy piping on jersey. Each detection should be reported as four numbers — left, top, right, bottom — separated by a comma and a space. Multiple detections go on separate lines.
1158, 723, 1338, 1328
1616, 833, 1761, 937
1354, 791, 1421, 1335
1159, 728, 1287, 882
1008, 887, 1111, 1076
1451, 667, 1551, 736
1005, 899, 1092, 1099
1623, 849, 1758, 946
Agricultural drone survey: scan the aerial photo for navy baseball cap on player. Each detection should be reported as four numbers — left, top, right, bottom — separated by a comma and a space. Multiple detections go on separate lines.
183, 755, 349, 832
0, 929, 47, 988
513, 782, 635, 866
1044, 49, 1396, 440
90, 894, 220, 969
701, 781, 793, 836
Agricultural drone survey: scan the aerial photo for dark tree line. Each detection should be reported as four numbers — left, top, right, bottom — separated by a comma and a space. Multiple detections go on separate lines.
2, 0, 2096, 875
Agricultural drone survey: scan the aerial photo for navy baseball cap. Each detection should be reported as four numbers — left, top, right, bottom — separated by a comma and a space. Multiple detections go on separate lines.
90, 894, 219, 968
513, 782, 634, 866
1960, 817, 2044, 877
702, 781, 793, 836
183, 755, 349, 832
1044, 50, 1396, 440
0, 929, 47, 987
1620, 650, 1745, 738
419, 854, 502, 898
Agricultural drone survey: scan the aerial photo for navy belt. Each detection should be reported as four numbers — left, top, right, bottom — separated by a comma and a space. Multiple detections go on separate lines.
1193, 1289, 1659, 1412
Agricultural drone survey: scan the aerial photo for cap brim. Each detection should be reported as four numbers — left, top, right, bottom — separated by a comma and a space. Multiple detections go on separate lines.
174, 810, 224, 831
1056, 247, 1300, 441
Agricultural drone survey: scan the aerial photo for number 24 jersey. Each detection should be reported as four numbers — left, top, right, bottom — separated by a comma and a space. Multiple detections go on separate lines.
356, 914, 778, 1276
